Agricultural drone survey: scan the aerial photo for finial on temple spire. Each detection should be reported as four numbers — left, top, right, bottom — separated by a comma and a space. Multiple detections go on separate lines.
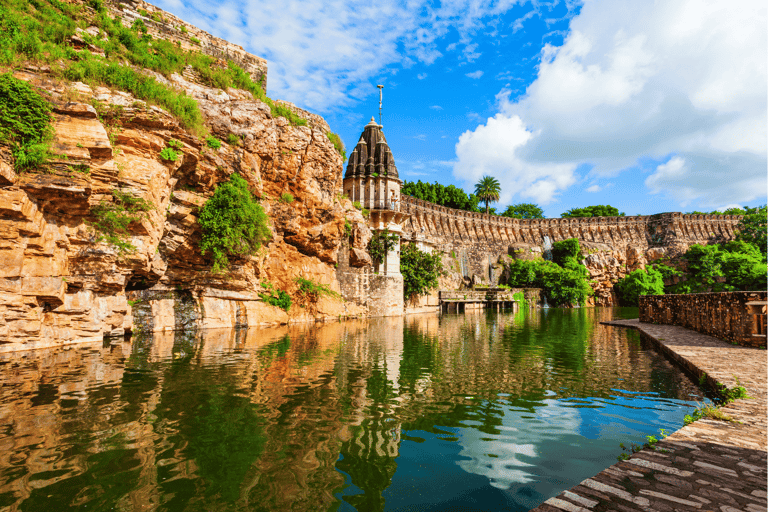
377, 84, 384, 126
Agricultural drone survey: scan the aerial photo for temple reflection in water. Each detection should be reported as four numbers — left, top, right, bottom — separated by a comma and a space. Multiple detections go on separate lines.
0, 308, 703, 511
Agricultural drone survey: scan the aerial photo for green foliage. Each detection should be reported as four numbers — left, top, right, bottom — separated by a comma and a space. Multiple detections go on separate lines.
615, 267, 665, 306
0, 73, 53, 170
227, 133, 240, 146
474, 175, 501, 214
668, 242, 766, 294
159, 147, 178, 161
502, 258, 592, 307
684, 403, 735, 426
734, 205, 767, 259
368, 230, 398, 264
327, 132, 346, 160
561, 205, 625, 218
295, 277, 340, 302
90, 189, 154, 255
344, 218, 352, 238
400, 243, 443, 300
198, 173, 271, 272
205, 135, 221, 149
501, 203, 545, 219
279, 192, 294, 204
352, 201, 362, 210
167, 138, 183, 149
258, 282, 291, 311
551, 238, 581, 267
190, 36, 201, 45
401, 180, 481, 212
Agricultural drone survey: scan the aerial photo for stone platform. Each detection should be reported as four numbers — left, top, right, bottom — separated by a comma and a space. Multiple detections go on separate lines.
532, 318, 767, 512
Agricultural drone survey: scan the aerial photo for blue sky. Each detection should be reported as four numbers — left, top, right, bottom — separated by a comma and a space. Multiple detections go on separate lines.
153, 0, 766, 218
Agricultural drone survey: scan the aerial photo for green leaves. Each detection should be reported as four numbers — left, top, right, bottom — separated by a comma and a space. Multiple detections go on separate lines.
474, 175, 501, 214
615, 267, 665, 306
0, 73, 53, 170
198, 173, 271, 273
368, 230, 398, 265
501, 203, 544, 219
561, 205, 624, 218
401, 243, 443, 300
734, 205, 767, 259
90, 190, 154, 255
401, 180, 481, 212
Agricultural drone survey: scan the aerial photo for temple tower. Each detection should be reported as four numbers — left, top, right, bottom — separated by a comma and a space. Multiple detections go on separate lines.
343, 118, 407, 275
338, 118, 407, 316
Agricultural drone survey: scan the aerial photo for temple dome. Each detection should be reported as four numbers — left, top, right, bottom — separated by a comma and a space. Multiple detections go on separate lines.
344, 117, 399, 179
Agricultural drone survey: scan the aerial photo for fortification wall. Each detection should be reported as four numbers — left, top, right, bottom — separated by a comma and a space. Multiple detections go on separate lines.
400, 195, 743, 304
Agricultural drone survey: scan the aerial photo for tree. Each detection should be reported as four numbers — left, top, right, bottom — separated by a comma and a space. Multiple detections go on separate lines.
474, 175, 501, 214
615, 267, 665, 306
734, 205, 767, 259
501, 203, 545, 219
561, 205, 625, 218
400, 243, 443, 301
401, 180, 481, 212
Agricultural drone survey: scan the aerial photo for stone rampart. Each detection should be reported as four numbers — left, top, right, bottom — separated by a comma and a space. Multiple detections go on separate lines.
400, 195, 742, 294
639, 291, 767, 347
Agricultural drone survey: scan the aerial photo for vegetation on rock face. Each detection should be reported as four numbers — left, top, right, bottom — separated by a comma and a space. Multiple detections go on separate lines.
0, 73, 52, 170
0, 0, 307, 133
205, 135, 221, 149
561, 205, 625, 218
295, 277, 339, 302
90, 189, 154, 255
368, 230, 398, 265
474, 175, 501, 214
259, 282, 291, 311
734, 205, 767, 259
198, 173, 270, 272
400, 243, 443, 301
402, 180, 481, 212
501, 203, 545, 219
326, 132, 346, 160
502, 239, 593, 307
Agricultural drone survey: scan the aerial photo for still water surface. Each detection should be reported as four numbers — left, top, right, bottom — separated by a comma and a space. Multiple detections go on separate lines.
0, 307, 705, 511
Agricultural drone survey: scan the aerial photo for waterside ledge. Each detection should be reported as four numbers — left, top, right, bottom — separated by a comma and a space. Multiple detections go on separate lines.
532, 318, 767, 512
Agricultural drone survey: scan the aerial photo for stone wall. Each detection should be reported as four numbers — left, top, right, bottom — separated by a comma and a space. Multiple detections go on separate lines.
400, 195, 743, 304
639, 292, 767, 347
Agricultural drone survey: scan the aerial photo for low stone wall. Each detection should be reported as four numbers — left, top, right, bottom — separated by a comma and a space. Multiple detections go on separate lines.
639, 291, 767, 347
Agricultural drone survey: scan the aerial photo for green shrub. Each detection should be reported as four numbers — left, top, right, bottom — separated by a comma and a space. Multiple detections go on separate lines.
167, 138, 183, 149
327, 132, 346, 160
615, 267, 665, 306
205, 135, 221, 149
90, 189, 154, 255
734, 205, 767, 259
551, 238, 581, 266
198, 173, 271, 272
227, 133, 240, 146
190, 36, 201, 45
353, 201, 362, 210
179, 25, 187, 34
295, 277, 340, 301
502, 258, 592, 307
668, 242, 766, 294
0, 73, 53, 170
368, 230, 398, 264
401, 243, 443, 300
159, 147, 178, 161
259, 282, 291, 311
279, 192, 294, 204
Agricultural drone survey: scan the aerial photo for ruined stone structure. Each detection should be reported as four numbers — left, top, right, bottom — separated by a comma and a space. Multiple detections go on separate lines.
639, 291, 767, 347
337, 119, 406, 316
400, 195, 743, 305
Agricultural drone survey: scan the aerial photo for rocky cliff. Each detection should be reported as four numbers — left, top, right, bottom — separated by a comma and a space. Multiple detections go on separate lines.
0, 2, 372, 352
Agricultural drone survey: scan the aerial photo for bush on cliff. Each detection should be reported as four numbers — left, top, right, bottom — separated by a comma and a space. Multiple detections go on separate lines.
0, 73, 52, 170
401, 243, 443, 301
90, 190, 154, 255
615, 267, 665, 306
198, 173, 271, 272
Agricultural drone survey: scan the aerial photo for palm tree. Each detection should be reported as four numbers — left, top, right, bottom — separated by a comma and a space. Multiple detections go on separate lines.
474, 175, 501, 214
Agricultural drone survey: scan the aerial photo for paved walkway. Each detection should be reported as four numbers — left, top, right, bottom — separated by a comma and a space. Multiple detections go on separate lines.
532, 318, 767, 512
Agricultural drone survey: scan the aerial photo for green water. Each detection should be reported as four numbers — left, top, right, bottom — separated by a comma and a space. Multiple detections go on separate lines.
0, 307, 705, 511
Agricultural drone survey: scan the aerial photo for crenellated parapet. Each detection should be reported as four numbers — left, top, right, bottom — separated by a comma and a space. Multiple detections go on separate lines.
401, 196, 742, 250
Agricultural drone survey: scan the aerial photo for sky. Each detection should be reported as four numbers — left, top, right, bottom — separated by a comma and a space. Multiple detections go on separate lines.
152, 0, 767, 218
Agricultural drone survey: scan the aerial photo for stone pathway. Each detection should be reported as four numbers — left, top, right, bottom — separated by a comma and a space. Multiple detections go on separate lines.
531, 318, 767, 512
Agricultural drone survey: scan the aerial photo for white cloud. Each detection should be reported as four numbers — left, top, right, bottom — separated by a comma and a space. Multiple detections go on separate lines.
429, 105, 444, 110
466, 70, 484, 79
414, 134, 427, 141
454, 0, 767, 208
153, 0, 532, 112
417, 73, 428, 80
586, 184, 601, 192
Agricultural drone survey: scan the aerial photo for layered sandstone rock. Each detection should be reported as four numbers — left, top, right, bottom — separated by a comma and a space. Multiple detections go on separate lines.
0, 68, 368, 352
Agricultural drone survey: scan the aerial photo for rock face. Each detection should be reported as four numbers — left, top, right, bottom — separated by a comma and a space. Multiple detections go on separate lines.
0, 68, 368, 352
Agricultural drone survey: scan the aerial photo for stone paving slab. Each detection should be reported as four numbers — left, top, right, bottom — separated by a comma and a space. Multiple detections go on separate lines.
531, 318, 767, 512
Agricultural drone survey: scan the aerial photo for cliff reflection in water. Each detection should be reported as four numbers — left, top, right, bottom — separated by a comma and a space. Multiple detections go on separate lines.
0, 308, 704, 512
